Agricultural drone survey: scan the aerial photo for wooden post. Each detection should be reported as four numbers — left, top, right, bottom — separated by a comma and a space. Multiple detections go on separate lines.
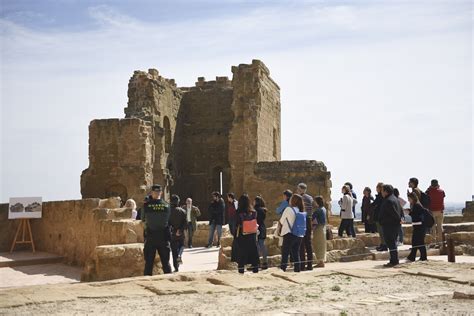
447, 235, 455, 263
10, 218, 36, 253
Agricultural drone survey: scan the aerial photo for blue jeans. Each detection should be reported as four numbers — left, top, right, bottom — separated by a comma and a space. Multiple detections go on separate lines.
258, 238, 268, 263
398, 225, 404, 243
207, 223, 222, 246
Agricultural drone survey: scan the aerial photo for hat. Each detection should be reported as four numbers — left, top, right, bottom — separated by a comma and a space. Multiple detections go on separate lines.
151, 184, 162, 192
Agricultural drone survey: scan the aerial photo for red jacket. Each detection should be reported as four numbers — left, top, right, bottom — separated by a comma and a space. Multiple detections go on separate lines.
426, 186, 445, 212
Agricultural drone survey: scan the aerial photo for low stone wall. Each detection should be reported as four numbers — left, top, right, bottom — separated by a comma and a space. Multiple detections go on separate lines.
81, 243, 161, 282
0, 198, 143, 266
191, 221, 231, 247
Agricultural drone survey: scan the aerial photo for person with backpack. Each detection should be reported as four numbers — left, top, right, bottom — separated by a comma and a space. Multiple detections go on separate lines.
279, 194, 306, 272
426, 179, 446, 243
297, 183, 314, 270
254, 196, 268, 270
379, 184, 403, 267
338, 185, 355, 238
169, 195, 187, 272
312, 196, 327, 268
236, 194, 259, 274
406, 192, 428, 262
344, 182, 358, 237
408, 178, 431, 208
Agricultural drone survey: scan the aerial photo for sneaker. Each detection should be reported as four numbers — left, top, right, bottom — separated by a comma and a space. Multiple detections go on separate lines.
188, 245, 193, 249
315, 262, 325, 268
177, 256, 183, 264
216, 243, 220, 248
206, 244, 212, 248
306, 265, 313, 271
261, 263, 268, 270
383, 262, 399, 268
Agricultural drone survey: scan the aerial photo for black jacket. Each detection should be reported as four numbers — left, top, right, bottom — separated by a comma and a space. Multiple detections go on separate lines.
208, 198, 225, 225
255, 206, 267, 239
372, 194, 383, 222
409, 203, 424, 223
169, 205, 187, 240
379, 194, 402, 226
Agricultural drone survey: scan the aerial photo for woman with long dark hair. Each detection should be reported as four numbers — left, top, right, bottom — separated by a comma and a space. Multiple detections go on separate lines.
406, 192, 428, 262
236, 194, 259, 274
254, 195, 268, 270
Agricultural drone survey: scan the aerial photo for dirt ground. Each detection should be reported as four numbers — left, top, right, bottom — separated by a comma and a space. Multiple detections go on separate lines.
1, 260, 473, 315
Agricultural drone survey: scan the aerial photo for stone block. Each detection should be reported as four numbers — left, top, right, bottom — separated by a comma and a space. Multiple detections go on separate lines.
81, 243, 161, 282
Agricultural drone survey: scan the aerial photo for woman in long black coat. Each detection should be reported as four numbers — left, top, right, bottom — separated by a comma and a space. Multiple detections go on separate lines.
236, 194, 260, 274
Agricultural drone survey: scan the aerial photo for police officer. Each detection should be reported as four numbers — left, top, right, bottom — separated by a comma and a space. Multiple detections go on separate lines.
169, 194, 187, 272
142, 184, 172, 275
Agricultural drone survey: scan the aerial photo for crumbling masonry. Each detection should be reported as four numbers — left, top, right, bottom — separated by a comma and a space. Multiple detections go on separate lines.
81, 60, 332, 223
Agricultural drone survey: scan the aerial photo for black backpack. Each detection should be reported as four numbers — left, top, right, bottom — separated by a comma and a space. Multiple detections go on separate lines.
420, 191, 431, 209
422, 207, 435, 228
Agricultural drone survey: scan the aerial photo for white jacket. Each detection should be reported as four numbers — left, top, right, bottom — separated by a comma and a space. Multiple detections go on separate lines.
279, 206, 299, 236
340, 194, 354, 219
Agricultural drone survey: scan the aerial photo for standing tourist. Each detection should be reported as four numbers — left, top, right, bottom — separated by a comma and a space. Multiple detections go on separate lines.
142, 184, 172, 275
279, 194, 307, 272
408, 178, 431, 208
312, 196, 327, 268
297, 183, 314, 271
276, 190, 293, 216
361, 187, 376, 233
394, 188, 407, 245
169, 195, 187, 272
338, 185, 355, 237
183, 198, 201, 248
236, 194, 259, 274
379, 184, 402, 267
373, 182, 387, 251
406, 192, 428, 262
254, 196, 268, 270
226, 193, 238, 236
206, 192, 226, 248
426, 179, 446, 243
125, 199, 138, 220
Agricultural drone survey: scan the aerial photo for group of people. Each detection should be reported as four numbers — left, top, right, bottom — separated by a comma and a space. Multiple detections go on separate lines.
137, 176, 446, 275
338, 178, 446, 267
220, 183, 328, 274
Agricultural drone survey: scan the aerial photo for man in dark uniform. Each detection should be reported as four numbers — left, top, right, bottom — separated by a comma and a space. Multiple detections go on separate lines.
169, 194, 187, 272
142, 184, 172, 275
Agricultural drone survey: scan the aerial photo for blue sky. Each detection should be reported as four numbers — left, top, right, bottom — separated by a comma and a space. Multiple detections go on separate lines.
0, 0, 472, 203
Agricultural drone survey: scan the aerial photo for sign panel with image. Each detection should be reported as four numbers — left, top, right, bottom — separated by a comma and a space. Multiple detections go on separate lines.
8, 197, 42, 219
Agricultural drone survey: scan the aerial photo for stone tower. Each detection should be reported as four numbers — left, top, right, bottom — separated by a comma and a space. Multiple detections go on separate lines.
81, 60, 331, 223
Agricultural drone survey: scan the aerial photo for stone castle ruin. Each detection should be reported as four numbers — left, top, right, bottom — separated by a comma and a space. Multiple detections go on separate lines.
80, 60, 331, 222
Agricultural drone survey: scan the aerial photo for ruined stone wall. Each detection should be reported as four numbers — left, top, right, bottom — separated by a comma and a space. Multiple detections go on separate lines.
81, 118, 154, 204
228, 60, 281, 195
0, 199, 144, 265
244, 160, 332, 225
125, 69, 182, 200
172, 77, 234, 218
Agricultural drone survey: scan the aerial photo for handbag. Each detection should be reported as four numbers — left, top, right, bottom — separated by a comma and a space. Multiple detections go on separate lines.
242, 218, 258, 235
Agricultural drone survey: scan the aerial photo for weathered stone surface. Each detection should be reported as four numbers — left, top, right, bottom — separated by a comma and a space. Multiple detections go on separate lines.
0, 199, 144, 265
81, 243, 160, 282
80, 60, 332, 222
449, 232, 474, 246
191, 221, 231, 247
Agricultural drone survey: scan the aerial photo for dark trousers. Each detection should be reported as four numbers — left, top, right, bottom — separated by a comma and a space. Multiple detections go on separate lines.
408, 226, 427, 261
187, 223, 194, 247
364, 222, 376, 233
382, 224, 400, 264
144, 229, 172, 275
237, 234, 259, 273
171, 238, 184, 271
338, 219, 355, 237
281, 233, 303, 272
299, 218, 313, 269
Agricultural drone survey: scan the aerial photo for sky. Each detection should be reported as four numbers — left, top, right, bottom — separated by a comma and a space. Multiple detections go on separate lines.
0, 0, 472, 204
